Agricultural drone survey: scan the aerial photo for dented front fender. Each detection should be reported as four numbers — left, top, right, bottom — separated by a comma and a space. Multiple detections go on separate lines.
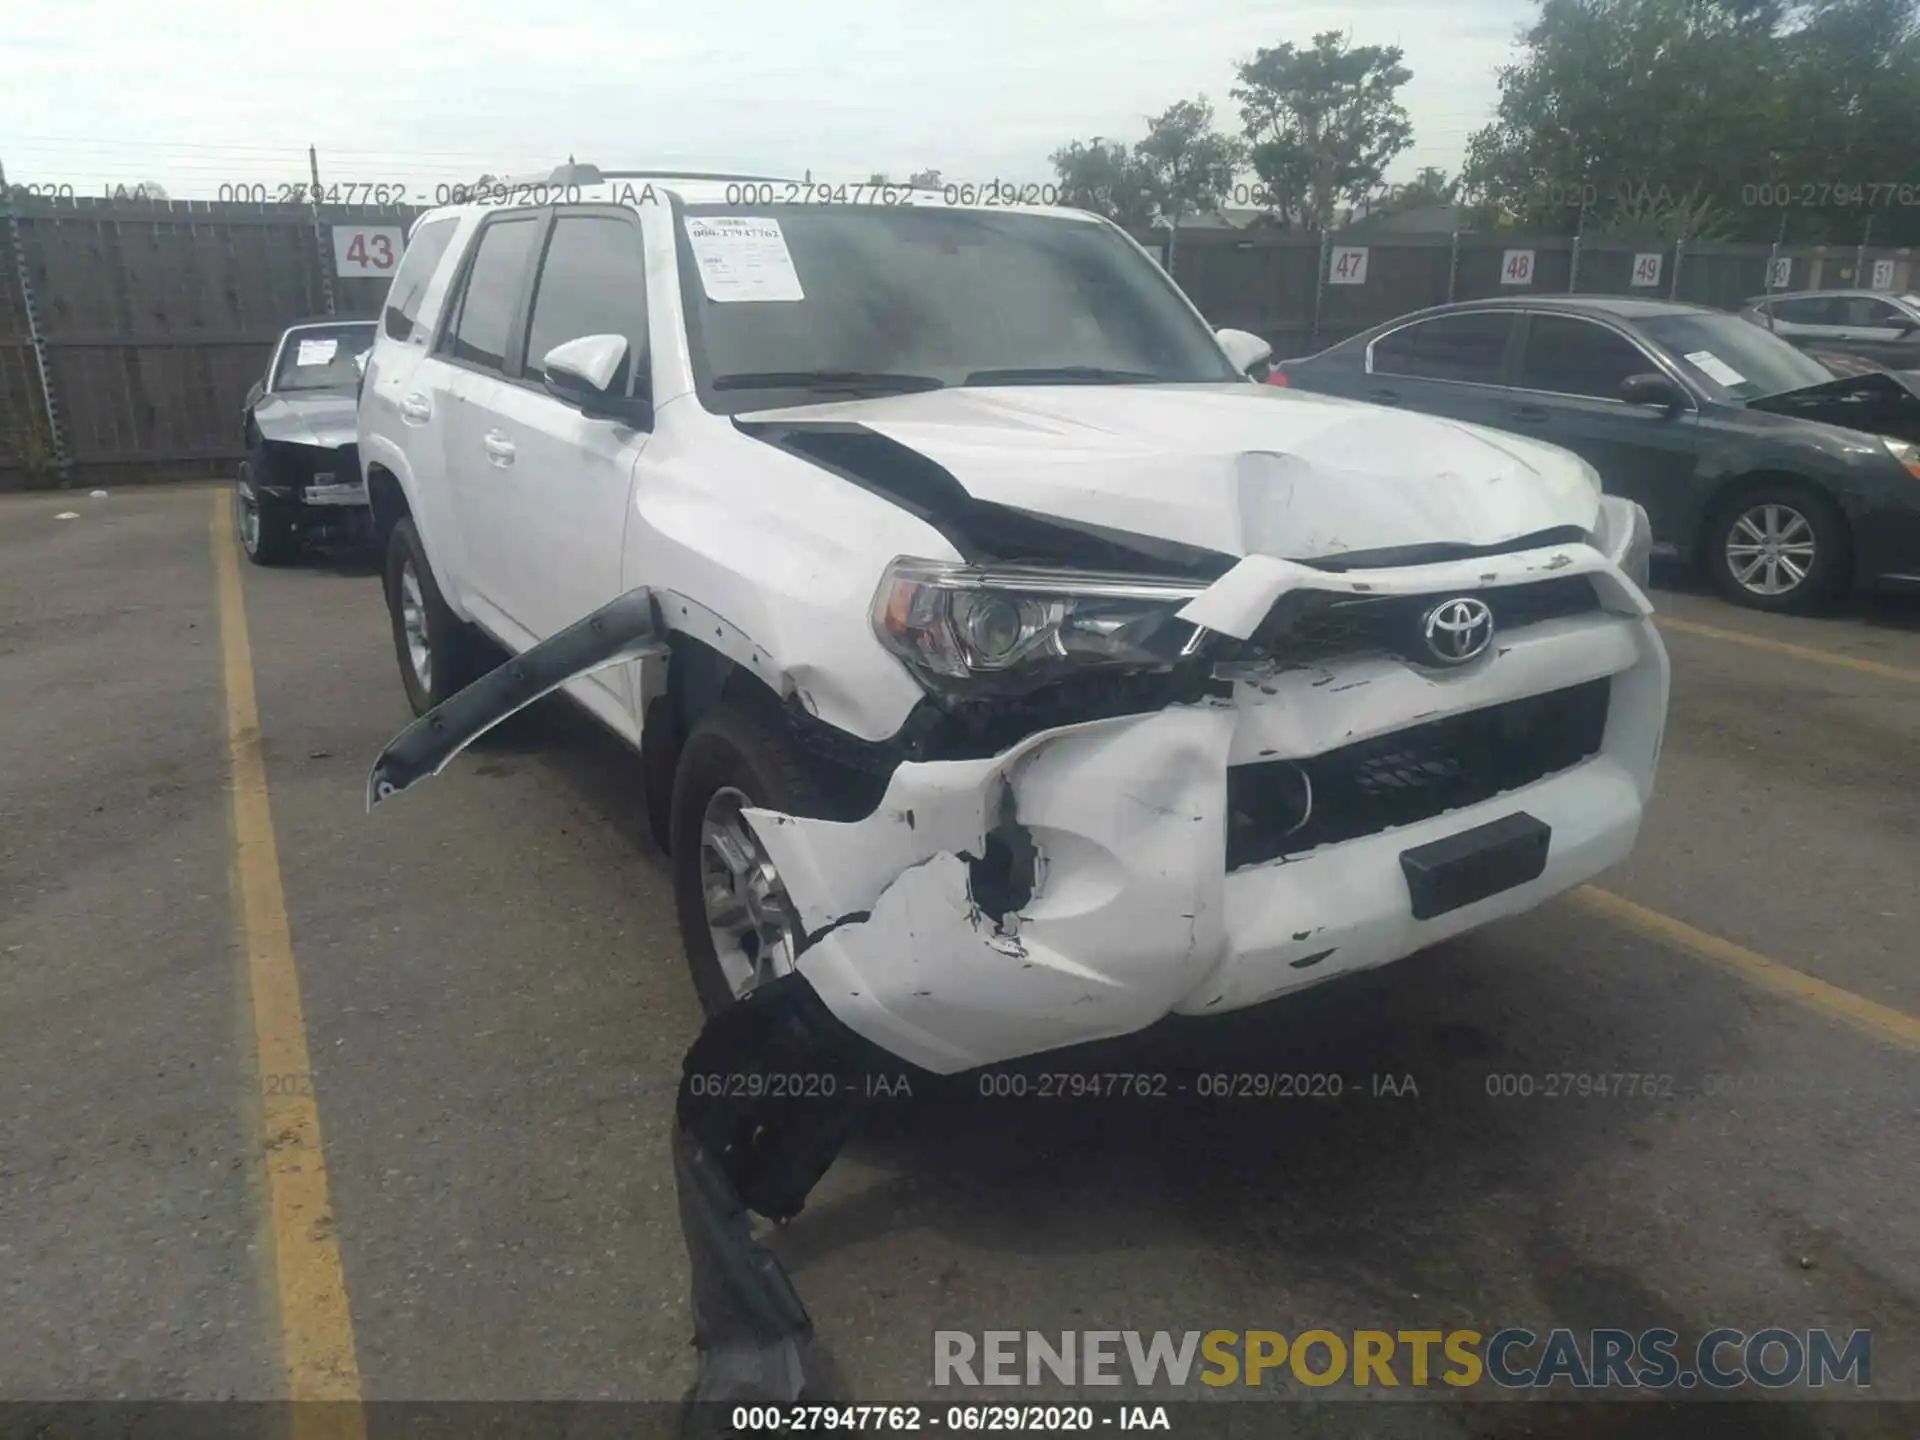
744, 704, 1238, 1074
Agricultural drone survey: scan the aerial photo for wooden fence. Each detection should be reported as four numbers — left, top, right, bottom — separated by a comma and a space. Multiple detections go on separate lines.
0, 196, 421, 490
2, 194, 1915, 490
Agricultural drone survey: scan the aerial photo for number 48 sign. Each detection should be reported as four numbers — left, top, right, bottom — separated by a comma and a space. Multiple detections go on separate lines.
332, 225, 405, 278
1500, 249, 1535, 285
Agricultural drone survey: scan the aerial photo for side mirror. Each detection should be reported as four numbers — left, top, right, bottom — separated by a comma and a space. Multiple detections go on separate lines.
542, 334, 652, 427
244, 379, 264, 411
1889, 316, 1919, 336
1619, 371, 1686, 411
1216, 327, 1274, 378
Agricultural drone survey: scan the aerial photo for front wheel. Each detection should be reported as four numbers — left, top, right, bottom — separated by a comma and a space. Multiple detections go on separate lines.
235, 462, 298, 566
383, 517, 491, 715
1704, 482, 1849, 614
669, 705, 824, 1017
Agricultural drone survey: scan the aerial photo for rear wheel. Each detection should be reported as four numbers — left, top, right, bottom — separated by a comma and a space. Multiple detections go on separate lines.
1704, 482, 1849, 614
234, 461, 298, 566
669, 705, 822, 1016
383, 518, 492, 715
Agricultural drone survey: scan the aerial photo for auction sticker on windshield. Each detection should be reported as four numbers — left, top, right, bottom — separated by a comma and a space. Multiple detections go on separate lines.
1683, 350, 1746, 387
684, 216, 805, 302
295, 337, 339, 366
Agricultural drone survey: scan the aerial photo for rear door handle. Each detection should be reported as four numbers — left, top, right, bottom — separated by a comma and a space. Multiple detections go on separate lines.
1367, 387, 1400, 405
400, 393, 431, 424
1508, 404, 1551, 423
482, 430, 516, 466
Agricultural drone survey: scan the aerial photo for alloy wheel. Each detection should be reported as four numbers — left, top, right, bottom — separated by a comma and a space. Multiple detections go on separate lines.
235, 467, 261, 556
1725, 502, 1816, 597
399, 560, 432, 692
698, 785, 798, 1000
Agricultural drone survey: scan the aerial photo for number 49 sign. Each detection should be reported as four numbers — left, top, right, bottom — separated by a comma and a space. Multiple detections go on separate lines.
332, 225, 405, 278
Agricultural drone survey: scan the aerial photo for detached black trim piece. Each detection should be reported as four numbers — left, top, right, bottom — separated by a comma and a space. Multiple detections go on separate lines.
1399, 811, 1551, 920
366, 589, 664, 808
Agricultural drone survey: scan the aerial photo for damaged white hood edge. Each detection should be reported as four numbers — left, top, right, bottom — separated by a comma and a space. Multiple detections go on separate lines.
737, 383, 1604, 562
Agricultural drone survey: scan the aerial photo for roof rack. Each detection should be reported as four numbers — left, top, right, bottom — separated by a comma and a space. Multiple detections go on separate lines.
478, 163, 951, 194
487, 163, 804, 189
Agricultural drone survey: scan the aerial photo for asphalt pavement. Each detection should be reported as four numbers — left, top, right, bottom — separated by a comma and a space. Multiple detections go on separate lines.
2, 483, 1917, 1438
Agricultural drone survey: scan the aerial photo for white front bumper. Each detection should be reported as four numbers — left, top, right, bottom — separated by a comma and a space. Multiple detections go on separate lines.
747, 601, 1669, 1075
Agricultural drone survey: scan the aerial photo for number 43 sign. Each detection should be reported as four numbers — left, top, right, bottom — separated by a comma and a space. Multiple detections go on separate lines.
332, 226, 405, 278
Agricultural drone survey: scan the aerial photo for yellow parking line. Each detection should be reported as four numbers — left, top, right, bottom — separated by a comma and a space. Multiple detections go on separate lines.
1656, 615, 1920, 683
212, 495, 366, 1434
1574, 886, 1920, 1054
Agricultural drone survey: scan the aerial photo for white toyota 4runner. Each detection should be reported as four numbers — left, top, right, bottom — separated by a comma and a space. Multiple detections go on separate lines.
359, 166, 1670, 1078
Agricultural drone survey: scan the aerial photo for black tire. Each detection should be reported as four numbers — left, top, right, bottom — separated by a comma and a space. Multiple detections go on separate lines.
383, 517, 492, 715
1703, 480, 1850, 614
235, 462, 299, 566
669, 703, 825, 1017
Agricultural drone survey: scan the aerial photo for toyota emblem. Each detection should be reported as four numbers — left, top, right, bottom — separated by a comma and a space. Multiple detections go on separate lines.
1420, 597, 1495, 665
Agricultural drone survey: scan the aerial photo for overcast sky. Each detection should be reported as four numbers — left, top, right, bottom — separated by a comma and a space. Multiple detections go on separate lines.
3, 0, 1534, 200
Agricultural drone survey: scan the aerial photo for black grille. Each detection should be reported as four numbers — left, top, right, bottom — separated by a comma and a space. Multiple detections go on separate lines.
1244, 575, 1598, 667
1225, 678, 1611, 870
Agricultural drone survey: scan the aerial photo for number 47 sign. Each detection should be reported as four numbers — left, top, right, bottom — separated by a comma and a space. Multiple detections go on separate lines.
332, 226, 404, 278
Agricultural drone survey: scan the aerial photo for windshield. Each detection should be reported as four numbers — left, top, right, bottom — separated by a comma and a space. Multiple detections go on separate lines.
271, 323, 376, 393
676, 205, 1238, 412
1636, 312, 1834, 402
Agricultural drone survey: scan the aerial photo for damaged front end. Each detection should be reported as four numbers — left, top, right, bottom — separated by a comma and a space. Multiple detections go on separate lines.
365, 524, 1664, 1424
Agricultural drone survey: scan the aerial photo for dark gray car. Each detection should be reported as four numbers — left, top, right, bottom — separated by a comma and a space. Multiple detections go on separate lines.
235, 318, 377, 565
1737, 289, 1920, 375
1272, 296, 1920, 612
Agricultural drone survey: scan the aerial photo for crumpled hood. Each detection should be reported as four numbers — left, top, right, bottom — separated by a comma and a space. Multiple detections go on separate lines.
1744, 368, 1920, 443
253, 390, 358, 449
737, 383, 1602, 561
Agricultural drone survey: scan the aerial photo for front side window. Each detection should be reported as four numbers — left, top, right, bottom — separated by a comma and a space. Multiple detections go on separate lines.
674, 205, 1237, 412
443, 217, 540, 373
1370, 312, 1516, 384
383, 217, 459, 343
524, 215, 649, 395
1517, 315, 1651, 399
1834, 296, 1902, 327
271, 323, 377, 392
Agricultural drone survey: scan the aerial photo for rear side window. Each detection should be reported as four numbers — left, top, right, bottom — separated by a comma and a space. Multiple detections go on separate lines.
1517, 315, 1651, 399
1370, 313, 1515, 384
523, 215, 649, 395
382, 217, 459, 343
442, 217, 541, 373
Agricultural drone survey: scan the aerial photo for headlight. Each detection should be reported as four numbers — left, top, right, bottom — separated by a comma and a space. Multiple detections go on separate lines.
1885, 438, 1920, 478
1590, 494, 1653, 590
871, 558, 1208, 698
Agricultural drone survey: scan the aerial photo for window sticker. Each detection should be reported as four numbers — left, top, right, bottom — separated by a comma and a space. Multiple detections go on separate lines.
683, 217, 805, 302
1682, 350, 1746, 387
295, 337, 339, 366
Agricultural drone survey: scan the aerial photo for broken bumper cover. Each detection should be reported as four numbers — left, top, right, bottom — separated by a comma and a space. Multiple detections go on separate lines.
749, 556, 1669, 1075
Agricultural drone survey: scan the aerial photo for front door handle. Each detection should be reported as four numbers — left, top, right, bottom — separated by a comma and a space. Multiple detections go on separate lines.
400, 393, 431, 424
1509, 404, 1551, 423
482, 430, 516, 466
1368, 387, 1401, 405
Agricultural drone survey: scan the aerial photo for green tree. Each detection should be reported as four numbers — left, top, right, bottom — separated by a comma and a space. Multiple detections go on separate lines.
1233, 31, 1414, 230
1132, 98, 1246, 264
1048, 137, 1158, 228
1450, 0, 1920, 240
